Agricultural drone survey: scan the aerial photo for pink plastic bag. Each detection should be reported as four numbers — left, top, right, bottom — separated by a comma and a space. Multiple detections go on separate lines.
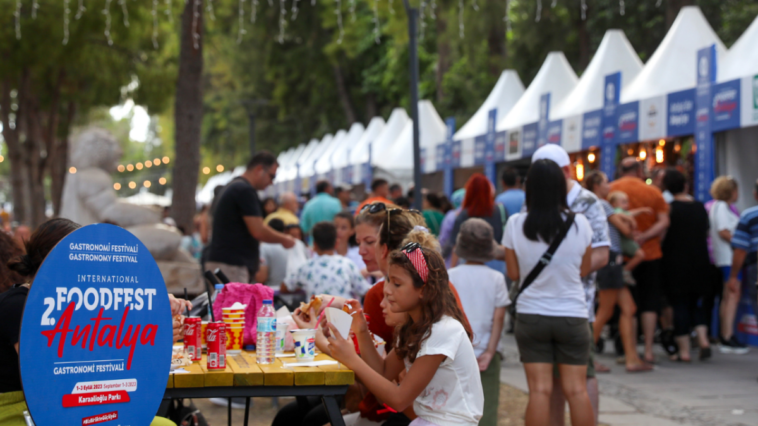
212, 283, 274, 346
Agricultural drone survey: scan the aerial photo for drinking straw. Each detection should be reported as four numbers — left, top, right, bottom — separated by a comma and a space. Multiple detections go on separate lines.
183, 288, 190, 316
316, 297, 335, 327
203, 274, 217, 322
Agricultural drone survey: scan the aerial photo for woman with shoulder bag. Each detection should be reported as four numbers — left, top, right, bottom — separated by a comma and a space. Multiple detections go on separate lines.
584, 171, 652, 373
502, 160, 594, 426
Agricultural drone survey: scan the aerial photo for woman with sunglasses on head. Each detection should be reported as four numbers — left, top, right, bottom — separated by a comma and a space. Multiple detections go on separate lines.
503, 160, 595, 426
326, 244, 483, 426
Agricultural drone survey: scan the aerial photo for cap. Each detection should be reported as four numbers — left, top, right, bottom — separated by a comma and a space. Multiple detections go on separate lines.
263, 299, 273, 304
532, 144, 570, 168
214, 284, 224, 290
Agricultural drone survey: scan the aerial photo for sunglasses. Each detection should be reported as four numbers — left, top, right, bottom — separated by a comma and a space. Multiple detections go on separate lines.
402, 242, 421, 253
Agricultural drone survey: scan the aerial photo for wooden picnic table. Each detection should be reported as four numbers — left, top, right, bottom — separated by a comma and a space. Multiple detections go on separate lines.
165, 351, 354, 426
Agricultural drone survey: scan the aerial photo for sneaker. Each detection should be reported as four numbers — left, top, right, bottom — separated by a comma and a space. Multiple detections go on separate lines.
622, 269, 636, 286
209, 397, 248, 410
719, 336, 750, 355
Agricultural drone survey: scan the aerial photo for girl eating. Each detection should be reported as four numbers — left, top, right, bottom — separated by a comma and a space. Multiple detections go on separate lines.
325, 243, 484, 426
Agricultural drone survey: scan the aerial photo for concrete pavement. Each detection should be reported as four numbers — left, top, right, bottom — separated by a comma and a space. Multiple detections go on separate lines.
498, 334, 758, 426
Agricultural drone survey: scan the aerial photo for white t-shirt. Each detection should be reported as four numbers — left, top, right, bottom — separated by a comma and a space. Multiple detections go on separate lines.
502, 212, 592, 318
404, 316, 483, 426
447, 265, 510, 357
346, 246, 367, 272
710, 200, 740, 267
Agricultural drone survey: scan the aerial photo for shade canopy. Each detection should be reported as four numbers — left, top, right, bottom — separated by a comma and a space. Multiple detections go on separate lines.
497, 52, 578, 131
315, 129, 347, 176
719, 15, 758, 82
299, 134, 334, 178
454, 70, 525, 140
374, 101, 447, 172
621, 6, 726, 102
331, 122, 365, 182
348, 117, 386, 167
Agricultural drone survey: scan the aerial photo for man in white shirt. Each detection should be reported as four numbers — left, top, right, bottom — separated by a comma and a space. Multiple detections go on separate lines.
531, 144, 610, 426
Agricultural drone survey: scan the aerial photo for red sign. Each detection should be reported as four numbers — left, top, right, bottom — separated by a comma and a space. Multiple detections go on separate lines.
82, 411, 118, 425
62, 390, 130, 408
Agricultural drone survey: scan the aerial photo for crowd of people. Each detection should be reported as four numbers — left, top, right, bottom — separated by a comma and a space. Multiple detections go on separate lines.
1, 145, 757, 426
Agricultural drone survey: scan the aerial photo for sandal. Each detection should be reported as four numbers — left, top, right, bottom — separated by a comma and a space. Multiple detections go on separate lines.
699, 347, 712, 361
626, 363, 654, 373
594, 360, 611, 373
671, 355, 691, 363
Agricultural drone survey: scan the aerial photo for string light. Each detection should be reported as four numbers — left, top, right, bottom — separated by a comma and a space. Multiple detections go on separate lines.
581, 0, 587, 20
103, 0, 113, 46
458, 0, 464, 38
159, 177, 167, 185
372, 0, 380, 44
639, 149, 647, 161
144, 180, 152, 188
165, 0, 173, 23
658, 139, 665, 146
192, 0, 201, 49
388, 0, 395, 15
0, 155, 4, 162
237, 0, 247, 43
551, 0, 556, 7
202, 167, 211, 175
420, 0, 426, 40
349, 0, 355, 22
278, 0, 287, 44
291, 0, 300, 20
207, 0, 216, 20
504, 0, 511, 33
335, 0, 343, 44
75, 0, 86, 19
656, 0, 662, 6
136, 162, 144, 170
619, 0, 625, 15
114, 183, 122, 190
154, 158, 162, 165
655, 146, 664, 163
163, 156, 170, 164
127, 164, 134, 172
118, 165, 125, 172
63, 0, 71, 45
430, 0, 436, 20
146, 160, 153, 167
576, 160, 584, 181
251, 0, 258, 23
69, 167, 77, 174
32, 0, 39, 18
129, 181, 137, 189
216, 164, 224, 172
587, 152, 596, 163
535, 0, 541, 22
152, 0, 160, 49
472, 0, 478, 11
14, 0, 21, 40
118, 0, 130, 27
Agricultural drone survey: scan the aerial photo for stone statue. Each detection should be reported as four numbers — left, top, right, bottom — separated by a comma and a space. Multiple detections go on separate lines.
60, 128, 203, 293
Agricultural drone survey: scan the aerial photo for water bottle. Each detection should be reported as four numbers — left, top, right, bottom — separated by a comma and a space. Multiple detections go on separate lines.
256, 299, 276, 364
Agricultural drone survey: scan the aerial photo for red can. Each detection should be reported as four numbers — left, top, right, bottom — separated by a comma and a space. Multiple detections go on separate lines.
206, 322, 227, 370
183, 317, 202, 361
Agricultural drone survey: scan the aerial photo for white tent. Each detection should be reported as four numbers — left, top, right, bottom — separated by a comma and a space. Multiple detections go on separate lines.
554, 30, 642, 118
497, 52, 578, 132
276, 144, 305, 186
351, 110, 408, 184
621, 6, 726, 103
719, 15, 758, 82
553, 30, 643, 152
315, 129, 347, 178
279, 140, 314, 190
455, 70, 525, 141
331, 122, 365, 184
455, 70, 525, 168
125, 188, 172, 207
298, 136, 332, 182
348, 117, 386, 184
374, 101, 447, 182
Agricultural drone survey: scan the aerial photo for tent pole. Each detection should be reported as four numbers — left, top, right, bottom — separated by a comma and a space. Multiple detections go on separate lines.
403, 0, 422, 210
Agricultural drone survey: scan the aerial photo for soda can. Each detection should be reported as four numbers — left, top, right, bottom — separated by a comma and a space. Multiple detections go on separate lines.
206, 322, 227, 370
183, 316, 202, 361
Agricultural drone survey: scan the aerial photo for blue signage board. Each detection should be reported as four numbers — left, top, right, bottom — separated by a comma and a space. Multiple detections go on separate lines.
494, 131, 506, 162
601, 73, 621, 179
547, 119, 562, 145
435, 144, 446, 173
484, 109, 498, 184
450, 140, 462, 169
537, 93, 550, 148
616, 101, 639, 144
694, 45, 716, 202
473, 136, 486, 166
711, 79, 741, 132
19, 224, 172, 426
521, 123, 538, 159
294, 165, 302, 196
582, 110, 602, 150
667, 88, 696, 137
444, 118, 456, 199
420, 147, 427, 173
310, 159, 318, 197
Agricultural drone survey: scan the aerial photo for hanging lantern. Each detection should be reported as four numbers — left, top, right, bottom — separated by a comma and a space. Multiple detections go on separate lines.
576, 160, 585, 181
639, 149, 647, 161
655, 146, 664, 163
587, 152, 596, 163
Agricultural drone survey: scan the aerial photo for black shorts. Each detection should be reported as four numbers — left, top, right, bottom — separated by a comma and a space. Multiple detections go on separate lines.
631, 259, 663, 313
515, 314, 591, 365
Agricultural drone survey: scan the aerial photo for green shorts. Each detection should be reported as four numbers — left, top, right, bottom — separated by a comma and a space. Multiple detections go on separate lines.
620, 236, 640, 258
515, 314, 591, 366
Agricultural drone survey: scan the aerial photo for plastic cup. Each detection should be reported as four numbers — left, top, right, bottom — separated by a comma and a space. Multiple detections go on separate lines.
226, 325, 244, 353
222, 308, 245, 315
275, 325, 286, 354
201, 321, 208, 349
290, 329, 317, 362
223, 313, 244, 320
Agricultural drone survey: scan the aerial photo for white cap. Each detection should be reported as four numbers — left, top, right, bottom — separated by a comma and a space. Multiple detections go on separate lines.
532, 144, 570, 168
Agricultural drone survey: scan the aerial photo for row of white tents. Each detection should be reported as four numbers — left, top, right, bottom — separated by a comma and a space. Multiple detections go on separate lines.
198, 6, 758, 207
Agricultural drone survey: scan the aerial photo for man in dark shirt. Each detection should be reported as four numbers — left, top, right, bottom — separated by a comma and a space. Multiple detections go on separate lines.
206, 151, 295, 283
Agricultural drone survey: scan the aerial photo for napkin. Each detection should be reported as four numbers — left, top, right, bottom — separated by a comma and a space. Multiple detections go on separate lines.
324, 307, 353, 339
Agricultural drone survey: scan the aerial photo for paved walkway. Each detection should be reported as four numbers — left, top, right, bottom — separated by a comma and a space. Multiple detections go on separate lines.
499, 334, 758, 426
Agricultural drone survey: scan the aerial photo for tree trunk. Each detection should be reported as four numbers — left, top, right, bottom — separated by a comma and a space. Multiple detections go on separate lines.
333, 64, 356, 125
171, 0, 204, 234
0, 79, 26, 226
365, 93, 377, 123
24, 93, 47, 228
51, 102, 75, 216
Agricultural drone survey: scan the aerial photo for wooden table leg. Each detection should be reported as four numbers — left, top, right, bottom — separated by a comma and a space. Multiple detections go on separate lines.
321, 396, 346, 426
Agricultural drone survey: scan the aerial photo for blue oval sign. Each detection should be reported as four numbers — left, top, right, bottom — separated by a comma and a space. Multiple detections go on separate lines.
19, 223, 172, 426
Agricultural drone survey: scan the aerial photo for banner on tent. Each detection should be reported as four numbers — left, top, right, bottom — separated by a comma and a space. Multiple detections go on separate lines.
420, 147, 427, 173
561, 115, 582, 153
507, 129, 521, 160
537, 94, 550, 149
495, 131, 507, 162
485, 109, 497, 184
742, 75, 758, 127
444, 118, 456, 199
450, 140, 462, 169
435, 144, 446, 173
711, 79, 741, 132
667, 88, 696, 137
601, 73, 620, 179
694, 45, 716, 202
582, 110, 601, 150
547, 120, 562, 145
521, 123, 538, 158
639, 96, 666, 141
616, 102, 639, 144
474, 136, 486, 166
